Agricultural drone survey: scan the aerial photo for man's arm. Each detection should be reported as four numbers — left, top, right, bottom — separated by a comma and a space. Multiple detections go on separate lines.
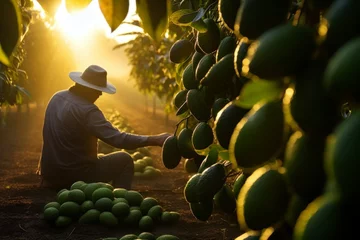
85, 108, 170, 149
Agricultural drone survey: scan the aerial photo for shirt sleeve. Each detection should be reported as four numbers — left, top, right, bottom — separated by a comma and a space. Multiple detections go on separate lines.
85, 108, 149, 150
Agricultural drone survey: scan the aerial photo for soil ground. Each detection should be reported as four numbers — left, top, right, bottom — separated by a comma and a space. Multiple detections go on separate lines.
0, 85, 241, 240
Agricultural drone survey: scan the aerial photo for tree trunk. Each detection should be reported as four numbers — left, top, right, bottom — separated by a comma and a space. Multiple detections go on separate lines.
152, 95, 156, 118
144, 95, 148, 113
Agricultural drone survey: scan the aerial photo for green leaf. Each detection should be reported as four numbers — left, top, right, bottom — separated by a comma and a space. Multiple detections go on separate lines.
170, 9, 197, 25
65, 0, 92, 13
0, 0, 21, 66
136, 0, 170, 42
234, 79, 284, 109
99, 0, 129, 32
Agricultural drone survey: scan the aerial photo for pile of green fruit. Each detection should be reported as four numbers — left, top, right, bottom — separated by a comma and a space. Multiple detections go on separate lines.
102, 232, 180, 240
131, 151, 162, 179
161, 0, 359, 238
42, 181, 180, 230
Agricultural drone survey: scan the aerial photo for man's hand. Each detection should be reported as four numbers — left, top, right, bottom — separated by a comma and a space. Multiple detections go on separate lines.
149, 133, 172, 147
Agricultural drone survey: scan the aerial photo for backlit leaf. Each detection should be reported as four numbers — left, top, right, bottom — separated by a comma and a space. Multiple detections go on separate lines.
99, 0, 129, 32
136, 0, 171, 42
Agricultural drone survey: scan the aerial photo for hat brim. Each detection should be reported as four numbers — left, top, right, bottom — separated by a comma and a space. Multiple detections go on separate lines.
69, 72, 116, 94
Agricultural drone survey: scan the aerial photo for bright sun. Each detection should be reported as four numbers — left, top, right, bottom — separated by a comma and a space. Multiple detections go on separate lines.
35, 0, 142, 44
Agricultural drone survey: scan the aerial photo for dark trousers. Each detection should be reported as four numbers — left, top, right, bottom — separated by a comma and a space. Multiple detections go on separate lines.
41, 151, 134, 190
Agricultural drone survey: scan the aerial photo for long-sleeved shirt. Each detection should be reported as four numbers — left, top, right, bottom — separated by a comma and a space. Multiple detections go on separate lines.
38, 90, 148, 177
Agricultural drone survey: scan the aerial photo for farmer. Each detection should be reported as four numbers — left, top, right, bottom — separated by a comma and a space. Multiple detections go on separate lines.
37, 65, 171, 190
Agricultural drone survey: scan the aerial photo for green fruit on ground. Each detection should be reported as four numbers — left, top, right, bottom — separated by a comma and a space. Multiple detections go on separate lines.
43, 207, 59, 221
216, 36, 237, 62
169, 39, 194, 63
99, 211, 118, 227
182, 63, 198, 90
125, 190, 144, 206
195, 54, 215, 82
161, 135, 182, 169
112, 202, 130, 218
92, 187, 114, 202
284, 194, 309, 228
190, 200, 213, 221
113, 197, 128, 205
325, 110, 360, 199
184, 173, 201, 203
156, 235, 180, 240
120, 234, 138, 240
192, 122, 214, 150
70, 180, 86, 190
138, 232, 156, 240
197, 163, 226, 202
234, 231, 260, 240
55, 216, 72, 228
284, 131, 326, 201
113, 188, 128, 198
137, 147, 151, 156
290, 61, 341, 135
184, 158, 199, 174
248, 24, 316, 79
324, 37, 360, 102
173, 89, 189, 110
57, 188, 68, 197
294, 196, 350, 240
95, 197, 113, 212
139, 216, 154, 231
187, 89, 212, 122
229, 101, 285, 169
233, 173, 247, 199
234, 0, 291, 40
142, 156, 153, 166
201, 54, 236, 91
130, 206, 141, 211
234, 38, 251, 78
192, 51, 204, 75
57, 190, 70, 204
81, 200, 94, 213
59, 201, 80, 218
214, 184, 236, 214
79, 183, 88, 192
143, 168, 161, 178
78, 209, 101, 224
160, 211, 172, 224
84, 182, 102, 200
169, 211, 180, 223
215, 101, 250, 149
237, 167, 290, 231
123, 209, 142, 226
68, 189, 86, 204
147, 205, 163, 221
177, 128, 198, 158
132, 152, 144, 160
320, 0, 360, 58
197, 18, 220, 54
44, 201, 60, 211
218, 0, 242, 32
99, 182, 114, 191
140, 197, 159, 215
198, 147, 218, 173
212, 98, 230, 120
134, 161, 146, 172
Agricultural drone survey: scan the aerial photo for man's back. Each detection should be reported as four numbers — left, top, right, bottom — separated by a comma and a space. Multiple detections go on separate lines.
39, 90, 99, 178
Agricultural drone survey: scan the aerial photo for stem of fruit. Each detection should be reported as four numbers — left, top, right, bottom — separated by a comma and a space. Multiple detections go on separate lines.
174, 114, 191, 135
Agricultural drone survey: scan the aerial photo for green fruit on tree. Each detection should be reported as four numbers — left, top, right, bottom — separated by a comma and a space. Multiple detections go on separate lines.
324, 37, 360, 103
192, 51, 204, 74
234, 38, 251, 78
284, 194, 309, 228
197, 163, 226, 202
173, 89, 188, 109
214, 184, 236, 214
197, 147, 218, 173
197, 18, 220, 54
191, 122, 214, 150
218, 0, 242, 32
187, 89, 212, 121
184, 173, 201, 203
184, 158, 199, 174
216, 36, 237, 62
169, 39, 194, 63
195, 54, 215, 82
234, 0, 291, 40
212, 98, 230, 120
229, 101, 285, 169
247, 24, 316, 79
215, 101, 250, 149
237, 167, 290, 231
233, 173, 247, 199
161, 135, 182, 169
189, 200, 213, 221
177, 128, 198, 158
182, 63, 198, 90
284, 131, 326, 201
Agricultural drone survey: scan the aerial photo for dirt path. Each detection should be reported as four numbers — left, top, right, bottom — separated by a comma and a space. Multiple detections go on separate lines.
0, 93, 241, 240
